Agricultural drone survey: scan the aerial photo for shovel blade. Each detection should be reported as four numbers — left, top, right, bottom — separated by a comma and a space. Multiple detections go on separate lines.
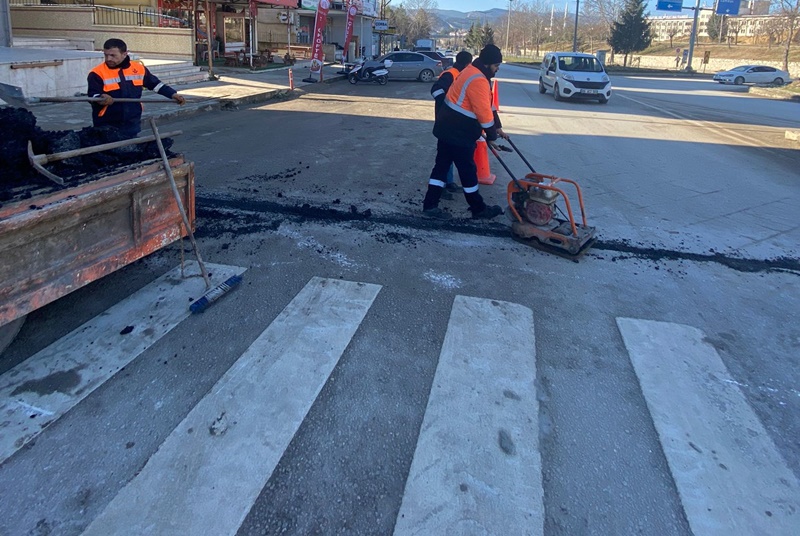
0, 82, 30, 108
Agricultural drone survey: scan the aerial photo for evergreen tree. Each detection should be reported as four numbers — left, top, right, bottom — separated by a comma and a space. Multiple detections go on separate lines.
607, 0, 652, 67
706, 14, 728, 42
482, 23, 495, 47
465, 23, 482, 51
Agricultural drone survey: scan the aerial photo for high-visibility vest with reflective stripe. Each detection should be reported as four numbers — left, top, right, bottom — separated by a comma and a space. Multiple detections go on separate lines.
443, 64, 494, 129
90, 60, 146, 92
440, 67, 459, 81
90, 60, 146, 117
431, 67, 459, 100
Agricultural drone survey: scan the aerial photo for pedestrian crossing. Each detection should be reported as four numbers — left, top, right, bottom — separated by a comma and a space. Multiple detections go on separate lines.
0, 271, 797, 536
0, 262, 245, 464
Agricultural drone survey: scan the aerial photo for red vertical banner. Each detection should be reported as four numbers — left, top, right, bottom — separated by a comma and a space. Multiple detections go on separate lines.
342, 1, 357, 63
309, 0, 330, 75
249, 0, 258, 19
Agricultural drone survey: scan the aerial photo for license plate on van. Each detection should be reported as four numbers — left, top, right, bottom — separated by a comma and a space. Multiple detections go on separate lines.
581, 89, 599, 94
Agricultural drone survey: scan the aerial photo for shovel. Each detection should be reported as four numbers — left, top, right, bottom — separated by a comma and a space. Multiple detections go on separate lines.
27, 130, 182, 186
0, 82, 216, 109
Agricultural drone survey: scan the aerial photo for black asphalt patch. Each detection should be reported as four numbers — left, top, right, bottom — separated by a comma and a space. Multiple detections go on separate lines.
195, 195, 800, 276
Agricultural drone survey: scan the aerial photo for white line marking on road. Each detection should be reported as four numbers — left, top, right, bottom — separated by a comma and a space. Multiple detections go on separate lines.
0, 262, 245, 465
617, 318, 800, 536
81, 277, 381, 536
394, 296, 543, 536
616, 93, 782, 150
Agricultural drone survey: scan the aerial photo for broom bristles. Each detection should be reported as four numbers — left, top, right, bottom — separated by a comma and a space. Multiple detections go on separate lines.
189, 274, 243, 314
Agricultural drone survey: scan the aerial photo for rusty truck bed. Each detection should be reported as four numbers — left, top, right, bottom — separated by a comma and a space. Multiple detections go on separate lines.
0, 155, 195, 328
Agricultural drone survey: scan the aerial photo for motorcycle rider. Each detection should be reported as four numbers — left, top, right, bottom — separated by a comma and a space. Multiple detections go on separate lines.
422, 44, 507, 220
430, 50, 472, 199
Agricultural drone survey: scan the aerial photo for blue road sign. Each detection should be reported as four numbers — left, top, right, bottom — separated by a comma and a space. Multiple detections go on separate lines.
716, 0, 740, 15
656, 0, 683, 11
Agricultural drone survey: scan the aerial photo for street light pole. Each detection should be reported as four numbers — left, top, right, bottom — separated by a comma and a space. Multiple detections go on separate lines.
505, 0, 511, 55
572, 0, 580, 52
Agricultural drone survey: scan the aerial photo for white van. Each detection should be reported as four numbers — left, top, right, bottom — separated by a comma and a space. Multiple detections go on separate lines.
539, 52, 612, 104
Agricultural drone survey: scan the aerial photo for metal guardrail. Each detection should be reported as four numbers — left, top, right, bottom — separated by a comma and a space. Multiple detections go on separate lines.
9, 0, 191, 29
94, 5, 190, 28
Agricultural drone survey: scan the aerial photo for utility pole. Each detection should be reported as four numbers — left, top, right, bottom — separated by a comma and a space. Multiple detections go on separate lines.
572, 0, 579, 52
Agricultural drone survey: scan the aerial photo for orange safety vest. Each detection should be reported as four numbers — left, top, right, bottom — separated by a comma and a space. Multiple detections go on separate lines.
443, 63, 494, 129
439, 66, 459, 80
90, 60, 146, 117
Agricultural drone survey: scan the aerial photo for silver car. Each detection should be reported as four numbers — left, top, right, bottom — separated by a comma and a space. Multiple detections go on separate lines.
377, 51, 443, 82
712, 65, 791, 86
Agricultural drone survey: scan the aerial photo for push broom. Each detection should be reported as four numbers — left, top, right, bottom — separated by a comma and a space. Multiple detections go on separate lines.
149, 117, 241, 313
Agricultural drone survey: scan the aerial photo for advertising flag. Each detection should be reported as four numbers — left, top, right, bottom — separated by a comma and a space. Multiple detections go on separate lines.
309, 0, 330, 75
342, 0, 358, 62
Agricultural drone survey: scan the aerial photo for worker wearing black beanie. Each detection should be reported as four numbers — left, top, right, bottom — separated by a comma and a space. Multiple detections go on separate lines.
478, 44, 503, 66
422, 44, 508, 220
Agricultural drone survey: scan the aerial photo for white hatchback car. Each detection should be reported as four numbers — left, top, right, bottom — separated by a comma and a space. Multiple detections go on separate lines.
539, 52, 612, 104
712, 65, 791, 86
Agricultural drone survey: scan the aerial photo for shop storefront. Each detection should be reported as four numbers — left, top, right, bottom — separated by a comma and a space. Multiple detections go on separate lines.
195, 0, 376, 67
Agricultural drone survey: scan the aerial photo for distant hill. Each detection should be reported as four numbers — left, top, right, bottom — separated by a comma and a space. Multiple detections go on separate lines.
430, 8, 507, 34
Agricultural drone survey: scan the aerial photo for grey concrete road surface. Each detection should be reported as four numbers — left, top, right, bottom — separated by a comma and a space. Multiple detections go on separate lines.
1, 67, 798, 536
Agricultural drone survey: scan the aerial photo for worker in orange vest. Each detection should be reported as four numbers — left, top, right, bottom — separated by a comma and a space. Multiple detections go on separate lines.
88, 38, 186, 138
430, 50, 472, 200
423, 44, 507, 220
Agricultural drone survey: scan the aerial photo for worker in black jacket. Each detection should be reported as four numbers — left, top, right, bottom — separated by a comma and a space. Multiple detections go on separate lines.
430, 50, 472, 199
423, 45, 507, 220
88, 38, 185, 138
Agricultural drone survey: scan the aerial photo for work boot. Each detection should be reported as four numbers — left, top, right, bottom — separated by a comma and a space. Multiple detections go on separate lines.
423, 207, 452, 220
445, 182, 463, 193
471, 205, 503, 219
440, 189, 454, 201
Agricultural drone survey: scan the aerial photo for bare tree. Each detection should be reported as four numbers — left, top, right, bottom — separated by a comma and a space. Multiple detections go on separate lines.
772, 0, 800, 71
667, 27, 677, 48
583, 0, 625, 61
759, 16, 785, 48
388, 0, 439, 47
728, 17, 744, 45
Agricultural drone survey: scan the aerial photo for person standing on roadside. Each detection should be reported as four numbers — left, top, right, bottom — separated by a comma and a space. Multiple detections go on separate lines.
430, 50, 472, 200
422, 44, 508, 220
88, 38, 186, 138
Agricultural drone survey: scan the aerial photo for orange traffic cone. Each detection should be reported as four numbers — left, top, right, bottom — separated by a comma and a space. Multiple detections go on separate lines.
474, 138, 496, 185
492, 79, 500, 112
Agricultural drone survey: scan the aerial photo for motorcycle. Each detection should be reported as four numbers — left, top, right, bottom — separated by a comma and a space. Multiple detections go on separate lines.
348, 57, 392, 85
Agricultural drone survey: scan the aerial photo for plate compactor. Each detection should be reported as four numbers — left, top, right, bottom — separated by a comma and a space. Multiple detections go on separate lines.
488, 138, 596, 260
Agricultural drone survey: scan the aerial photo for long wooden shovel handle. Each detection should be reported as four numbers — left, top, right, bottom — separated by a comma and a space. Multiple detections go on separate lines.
38, 97, 174, 103
31, 131, 182, 165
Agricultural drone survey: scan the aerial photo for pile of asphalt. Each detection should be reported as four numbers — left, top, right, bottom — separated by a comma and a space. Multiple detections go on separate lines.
0, 107, 173, 205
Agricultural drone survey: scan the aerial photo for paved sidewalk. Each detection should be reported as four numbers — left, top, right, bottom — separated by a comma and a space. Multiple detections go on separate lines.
27, 60, 348, 132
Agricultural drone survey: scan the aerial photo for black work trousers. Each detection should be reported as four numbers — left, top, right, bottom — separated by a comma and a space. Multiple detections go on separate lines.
423, 139, 486, 213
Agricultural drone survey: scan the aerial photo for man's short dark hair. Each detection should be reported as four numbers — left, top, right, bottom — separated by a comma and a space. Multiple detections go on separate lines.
103, 39, 128, 53
454, 51, 473, 70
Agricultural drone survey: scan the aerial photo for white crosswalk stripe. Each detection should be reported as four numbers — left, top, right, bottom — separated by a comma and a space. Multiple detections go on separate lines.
81, 277, 381, 536
0, 262, 245, 465
617, 318, 800, 536
1, 275, 795, 535
394, 296, 544, 536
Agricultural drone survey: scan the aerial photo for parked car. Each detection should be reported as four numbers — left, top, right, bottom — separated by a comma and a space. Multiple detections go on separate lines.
376, 51, 444, 82
417, 50, 453, 69
712, 65, 791, 86
539, 52, 612, 104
